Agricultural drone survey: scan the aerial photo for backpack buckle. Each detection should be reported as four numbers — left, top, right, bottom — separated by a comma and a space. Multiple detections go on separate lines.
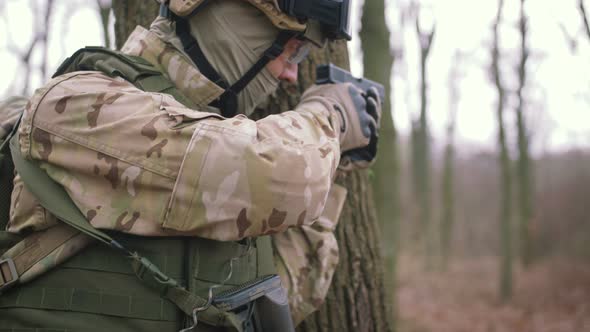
0, 258, 19, 293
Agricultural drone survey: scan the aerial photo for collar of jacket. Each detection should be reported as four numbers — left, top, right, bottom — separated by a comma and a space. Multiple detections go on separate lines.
120, 26, 225, 109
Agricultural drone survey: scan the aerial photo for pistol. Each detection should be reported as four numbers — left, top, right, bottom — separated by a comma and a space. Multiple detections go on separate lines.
212, 274, 295, 332
316, 63, 386, 102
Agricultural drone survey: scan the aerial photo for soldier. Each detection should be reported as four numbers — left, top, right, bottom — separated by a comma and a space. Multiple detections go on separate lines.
0, 0, 381, 331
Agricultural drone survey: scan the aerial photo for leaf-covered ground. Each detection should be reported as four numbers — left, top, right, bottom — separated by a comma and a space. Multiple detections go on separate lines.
397, 255, 590, 332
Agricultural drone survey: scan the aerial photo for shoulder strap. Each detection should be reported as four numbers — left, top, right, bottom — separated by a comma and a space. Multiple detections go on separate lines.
2, 135, 243, 330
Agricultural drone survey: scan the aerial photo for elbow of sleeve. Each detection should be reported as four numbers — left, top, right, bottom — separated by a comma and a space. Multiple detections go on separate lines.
177, 117, 340, 240
245, 138, 339, 227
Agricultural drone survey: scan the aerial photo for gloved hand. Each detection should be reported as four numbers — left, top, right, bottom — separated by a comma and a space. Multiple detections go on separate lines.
301, 84, 381, 169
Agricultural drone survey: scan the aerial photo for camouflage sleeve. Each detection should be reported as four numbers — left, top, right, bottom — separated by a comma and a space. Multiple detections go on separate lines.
271, 183, 347, 325
14, 71, 343, 241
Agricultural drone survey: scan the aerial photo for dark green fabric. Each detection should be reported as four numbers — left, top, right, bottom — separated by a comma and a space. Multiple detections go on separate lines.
0, 151, 13, 233
0, 231, 22, 253
0, 235, 182, 331
0, 115, 19, 236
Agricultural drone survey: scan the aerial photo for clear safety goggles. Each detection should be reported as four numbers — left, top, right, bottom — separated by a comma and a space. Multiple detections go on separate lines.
286, 40, 312, 64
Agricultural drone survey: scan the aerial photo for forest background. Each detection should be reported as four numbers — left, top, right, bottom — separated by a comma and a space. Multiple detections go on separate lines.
1, 0, 590, 331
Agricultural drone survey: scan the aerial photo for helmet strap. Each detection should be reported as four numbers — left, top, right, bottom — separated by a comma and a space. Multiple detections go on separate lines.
173, 14, 294, 117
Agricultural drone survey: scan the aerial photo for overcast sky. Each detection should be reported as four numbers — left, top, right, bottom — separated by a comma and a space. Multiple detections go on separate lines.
1, 0, 589, 154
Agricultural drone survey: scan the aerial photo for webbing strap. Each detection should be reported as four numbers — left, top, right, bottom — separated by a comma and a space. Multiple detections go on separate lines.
6, 135, 242, 330
256, 236, 276, 277
1, 224, 81, 282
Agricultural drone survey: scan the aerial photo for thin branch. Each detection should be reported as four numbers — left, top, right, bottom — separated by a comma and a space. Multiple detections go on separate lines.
559, 23, 578, 53
40, 0, 56, 80
580, 0, 590, 42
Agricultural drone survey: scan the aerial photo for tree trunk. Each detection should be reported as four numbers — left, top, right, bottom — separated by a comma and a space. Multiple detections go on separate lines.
113, 4, 392, 331
97, 0, 112, 49
359, 0, 398, 326
113, 1, 159, 50
515, 0, 534, 267
440, 52, 461, 269
414, 16, 435, 269
491, 0, 513, 302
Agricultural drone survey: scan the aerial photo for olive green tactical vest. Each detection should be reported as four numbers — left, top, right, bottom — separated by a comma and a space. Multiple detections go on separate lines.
0, 47, 276, 332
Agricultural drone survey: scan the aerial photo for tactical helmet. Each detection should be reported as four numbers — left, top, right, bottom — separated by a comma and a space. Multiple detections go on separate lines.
163, 0, 351, 43
158, 0, 351, 117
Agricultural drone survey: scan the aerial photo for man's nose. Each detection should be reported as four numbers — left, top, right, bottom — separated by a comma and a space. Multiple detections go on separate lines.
278, 63, 298, 84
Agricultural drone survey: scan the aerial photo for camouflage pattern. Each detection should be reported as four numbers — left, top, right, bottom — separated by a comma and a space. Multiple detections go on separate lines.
273, 182, 347, 325
163, 0, 307, 32
3, 26, 348, 320
121, 26, 225, 109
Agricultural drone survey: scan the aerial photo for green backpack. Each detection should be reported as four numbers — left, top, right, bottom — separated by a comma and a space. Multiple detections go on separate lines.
0, 47, 291, 332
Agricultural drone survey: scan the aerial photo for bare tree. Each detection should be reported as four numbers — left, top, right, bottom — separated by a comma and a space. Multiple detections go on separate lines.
412, 6, 436, 268
491, 0, 513, 302
39, 0, 56, 79
96, 0, 112, 49
580, 0, 590, 42
440, 50, 464, 269
515, 0, 535, 267
3, 0, 55, 95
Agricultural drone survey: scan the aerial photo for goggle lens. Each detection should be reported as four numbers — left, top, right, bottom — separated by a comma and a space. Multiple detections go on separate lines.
287, 41, 312, 64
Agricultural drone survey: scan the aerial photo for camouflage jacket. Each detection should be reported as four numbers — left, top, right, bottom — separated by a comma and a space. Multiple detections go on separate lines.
3, 26, 347, 324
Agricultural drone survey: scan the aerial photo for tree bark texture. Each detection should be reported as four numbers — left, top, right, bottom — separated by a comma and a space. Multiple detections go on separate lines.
359, 0, 398, 326
516, 0, 534, 267
492, 0, 514, 302
113, 1, 159, 50
113, 3, 392, 331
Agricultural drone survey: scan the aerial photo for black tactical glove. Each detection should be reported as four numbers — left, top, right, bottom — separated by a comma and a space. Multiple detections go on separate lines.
339, 86, 381, 170
300, 84, 381, 169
